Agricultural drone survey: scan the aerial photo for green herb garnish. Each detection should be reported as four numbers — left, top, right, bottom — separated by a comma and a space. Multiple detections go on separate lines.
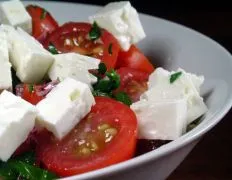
0, 152, 57, 180
89, 21, 101, 41
105, 69, 120, 90
92, 90, 112, 98
108, 43, 113, 55
48, 43, 59, 54
170, 71, 182, 84
28, 84, 34, 93
40, 8, 47, 19
98, 62, 107, 75
114, 92, 132, 106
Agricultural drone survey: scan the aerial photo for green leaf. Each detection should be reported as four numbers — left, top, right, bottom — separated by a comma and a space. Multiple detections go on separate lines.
93, 79, 113, 93
48, 43, 59, 54
98, 62, 107, 75
28, 84, 34, 93
89, 21, 101, 41
170, 71, 182, 84
0, 152, 57, 180
108, 43, 113, 55
92, 90, 112, 97
40, 8, 47, 19
114, 92, 132, 106
106, 70, 120, 90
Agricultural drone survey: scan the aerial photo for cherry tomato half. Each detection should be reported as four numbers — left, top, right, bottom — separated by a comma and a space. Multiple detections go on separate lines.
43, 22, 120, 70
115, 67, 149, 102
116, 45, 155, 74
26, 5, 59, 43
36, 97, 137, 177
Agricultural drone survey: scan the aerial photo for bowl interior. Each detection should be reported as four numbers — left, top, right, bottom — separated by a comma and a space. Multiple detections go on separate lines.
23, 1, 232, 179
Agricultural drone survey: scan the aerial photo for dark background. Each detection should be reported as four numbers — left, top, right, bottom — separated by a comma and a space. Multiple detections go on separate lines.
46, 1, 232, 179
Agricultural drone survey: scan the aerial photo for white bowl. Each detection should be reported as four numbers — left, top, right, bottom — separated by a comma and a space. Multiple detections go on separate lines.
24, 1, 232, 180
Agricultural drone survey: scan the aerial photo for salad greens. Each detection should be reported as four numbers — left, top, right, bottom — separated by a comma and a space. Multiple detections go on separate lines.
91, 63, 132, 106
0, 152, 57, 180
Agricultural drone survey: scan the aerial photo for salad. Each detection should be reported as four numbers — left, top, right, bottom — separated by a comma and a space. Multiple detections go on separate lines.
0, 0, 208, 179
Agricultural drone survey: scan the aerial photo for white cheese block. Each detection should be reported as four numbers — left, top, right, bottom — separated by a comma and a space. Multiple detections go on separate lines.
0, 90, 37, 162
131, 99, 187, 140
0, 30, 12, 91
5, 26, 54, 83
142, 67, 208, 124
89, 1, 146, 51
0, 0, 32, 34
36, 78, 95, 140
49, 53, 100, 87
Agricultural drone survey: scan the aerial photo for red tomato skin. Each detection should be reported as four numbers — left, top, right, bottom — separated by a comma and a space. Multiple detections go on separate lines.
43, 22, 120, 70
36, 97, 137, 177
26, 5, 59, 43
116, 45, 155, 74
115, 67, 149, 102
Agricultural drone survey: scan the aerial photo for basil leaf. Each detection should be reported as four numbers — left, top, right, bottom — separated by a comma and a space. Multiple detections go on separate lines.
89, 21, 101, 41
108, 43, 113, 55
98, 62, 107, 75
93, 79, 113, 93
48, 43, 59, 54
40, 8, 47, 19
28, 84, 34, 93
114, 92, 132, 106
170, 71, 182, 84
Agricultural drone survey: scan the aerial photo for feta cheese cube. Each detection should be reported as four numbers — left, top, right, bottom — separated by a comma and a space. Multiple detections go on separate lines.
131, 99, 187, 140
49, 53, 100, 87
0, 30, 12, 91
89, 1, 146, 51
142, 67, 208, 124
0, 0, 32, 33
5, 26, 54, 83
36, 78, 95, 139
0, 90, 37, 161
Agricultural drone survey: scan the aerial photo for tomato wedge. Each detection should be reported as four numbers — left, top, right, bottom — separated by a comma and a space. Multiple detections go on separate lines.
116, 45, 155, 74
26, 5, 59, 43
36, 97, 137, 177
115, 67, 149, 102
43, 22, 120, 70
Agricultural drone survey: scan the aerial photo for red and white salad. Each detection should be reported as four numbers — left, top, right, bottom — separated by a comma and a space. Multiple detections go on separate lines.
0, 0, 208, 179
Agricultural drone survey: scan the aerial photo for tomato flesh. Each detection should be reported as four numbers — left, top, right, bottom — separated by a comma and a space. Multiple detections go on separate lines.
115, 67, 149, 102
44, 22, 120, 69
116, 45, 155, 74
26, 5, 59, 43
36, 97, 137, 177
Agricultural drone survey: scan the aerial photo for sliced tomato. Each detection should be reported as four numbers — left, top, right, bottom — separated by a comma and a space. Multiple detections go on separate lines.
26, 5, 59, 43
43, 22, 120, 70
16, 81, 58, 105
116, 45, 155, 74
36, 97, 137, 177
115, 67, 149, 102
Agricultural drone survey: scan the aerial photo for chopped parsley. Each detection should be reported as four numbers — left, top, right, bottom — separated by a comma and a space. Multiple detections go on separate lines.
48, 43, 59, 54
108, 43, 113, 55
114, 92, 132, 106
89, 21, 101, 41
170, 71, 182, 84
28, 84, 34, 93
40, 8, 47, 19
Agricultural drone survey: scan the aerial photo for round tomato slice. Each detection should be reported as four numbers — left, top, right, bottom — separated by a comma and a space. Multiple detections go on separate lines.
36, 97, 137, 177
26, 5, 59, 43
115, 67, 149, 102
116, 45, 155, 74
43, 22, 120, 70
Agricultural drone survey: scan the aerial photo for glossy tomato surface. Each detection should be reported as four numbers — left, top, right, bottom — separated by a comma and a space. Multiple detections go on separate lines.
44, 22, 120, 69
116, 45, 155, 74
115, 67, 149, 102
36, 97, 137, 177
26, 5, 59, 43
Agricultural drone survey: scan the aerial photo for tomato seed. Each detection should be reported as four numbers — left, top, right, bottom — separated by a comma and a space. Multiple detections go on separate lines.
98, 124, 110, 131
80, 147, 91, 155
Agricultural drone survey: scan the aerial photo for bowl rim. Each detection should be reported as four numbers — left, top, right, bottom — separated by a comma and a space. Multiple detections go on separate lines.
24, 1, 232, 179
